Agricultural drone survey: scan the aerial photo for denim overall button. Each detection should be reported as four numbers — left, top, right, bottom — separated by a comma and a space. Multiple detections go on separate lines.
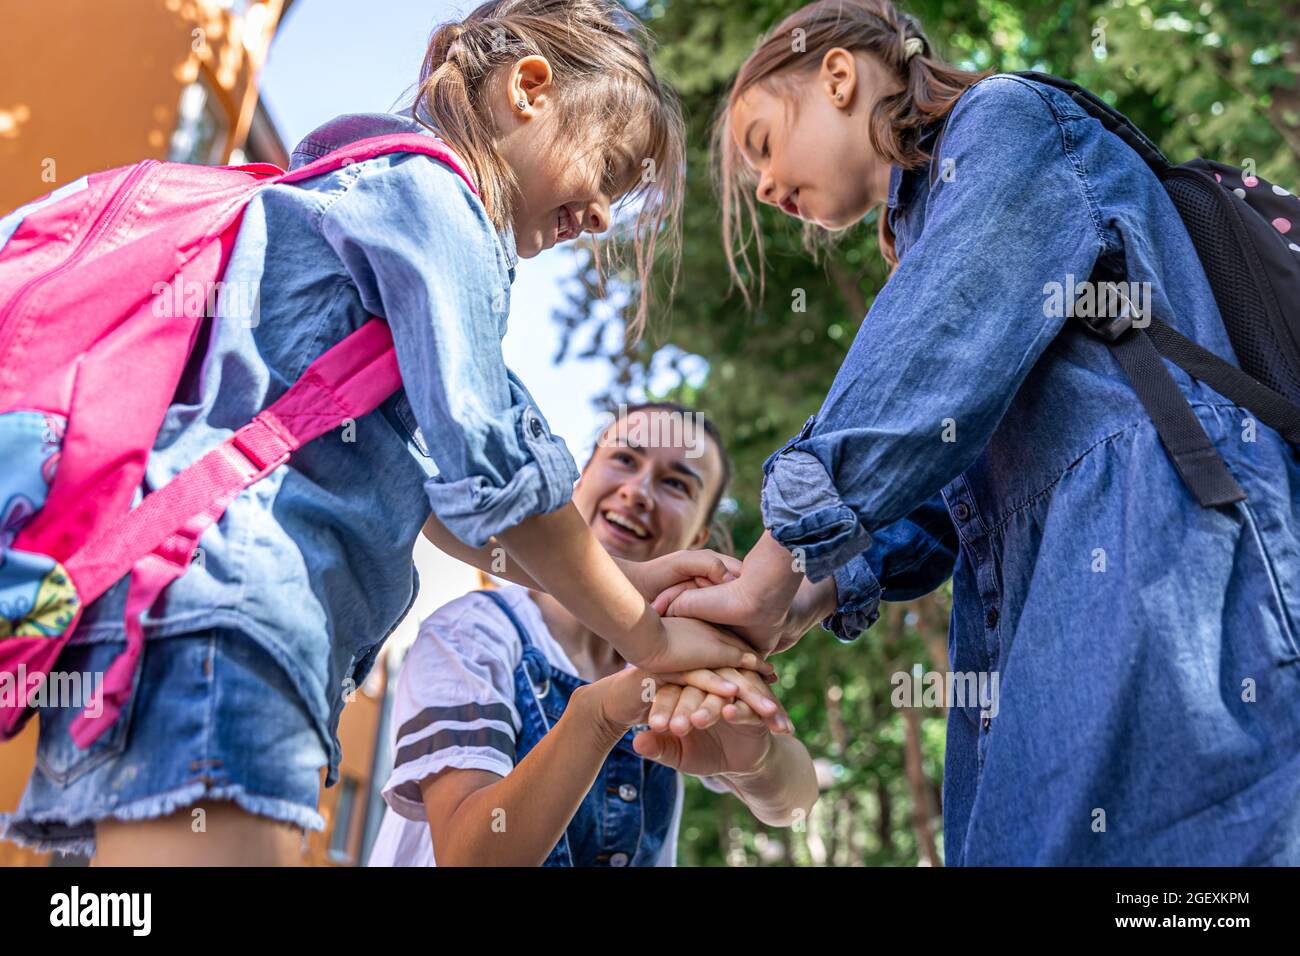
608, 852, 630, 867
952, 501, 971, 522
529, 416, 543, 438
618, 783, 638, 802
985, 607, 999, 629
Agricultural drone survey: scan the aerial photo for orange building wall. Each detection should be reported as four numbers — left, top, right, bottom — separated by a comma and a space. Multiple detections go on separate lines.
304, 657, 389, 867
0, 0, 283, 211
0, 721, 49, 867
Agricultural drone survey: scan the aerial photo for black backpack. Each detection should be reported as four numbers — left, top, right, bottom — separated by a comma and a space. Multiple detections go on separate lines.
930, 71, 1300, 508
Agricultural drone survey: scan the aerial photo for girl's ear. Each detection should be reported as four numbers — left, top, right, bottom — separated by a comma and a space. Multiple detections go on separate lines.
508, 55, 555, 117
820, 46, 858, 110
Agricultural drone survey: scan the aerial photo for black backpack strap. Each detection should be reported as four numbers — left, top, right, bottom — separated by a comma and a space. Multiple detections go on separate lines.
1146, 319, 1300, 444
1100, 324, 1247, 507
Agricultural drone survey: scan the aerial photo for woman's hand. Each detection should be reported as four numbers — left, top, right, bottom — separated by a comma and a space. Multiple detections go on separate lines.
634, 677, 777, 777
592, 664, 788, 736
590, 667, 661, 731
636, 675, 821, 828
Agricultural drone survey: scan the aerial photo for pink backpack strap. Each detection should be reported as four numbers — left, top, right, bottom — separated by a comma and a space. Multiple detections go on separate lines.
64, 319, 402, 746
276, 133, 480, 196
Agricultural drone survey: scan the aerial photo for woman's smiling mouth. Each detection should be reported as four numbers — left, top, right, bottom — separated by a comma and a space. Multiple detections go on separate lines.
602, 509, 651, 541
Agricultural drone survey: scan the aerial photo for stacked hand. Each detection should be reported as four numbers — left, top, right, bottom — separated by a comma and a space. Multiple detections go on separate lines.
590, 664, 782, 778
650, 531, 838, 655
609, 547, 785, 730
590, 534, 841, 777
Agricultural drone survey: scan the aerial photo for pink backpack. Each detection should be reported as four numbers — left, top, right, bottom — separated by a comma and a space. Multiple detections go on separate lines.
0, 134, 477, 749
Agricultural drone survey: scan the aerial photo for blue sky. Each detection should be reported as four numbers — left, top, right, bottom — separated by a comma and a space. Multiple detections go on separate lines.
259, 0, 620, 458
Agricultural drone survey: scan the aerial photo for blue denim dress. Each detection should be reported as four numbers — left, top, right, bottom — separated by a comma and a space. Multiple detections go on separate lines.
763, 75, 1300, 864
480, 590, 677, 866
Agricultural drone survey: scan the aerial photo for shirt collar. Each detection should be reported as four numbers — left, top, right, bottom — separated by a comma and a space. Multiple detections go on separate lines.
886, 120, 945, 215
500, 221, 519, 274
887, 164, 904, 210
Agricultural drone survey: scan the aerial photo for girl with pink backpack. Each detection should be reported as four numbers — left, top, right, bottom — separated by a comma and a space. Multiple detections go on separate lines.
0, 0, 781, 864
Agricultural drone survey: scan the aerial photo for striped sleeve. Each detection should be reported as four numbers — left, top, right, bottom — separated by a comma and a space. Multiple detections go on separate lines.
381, 595, 524, 822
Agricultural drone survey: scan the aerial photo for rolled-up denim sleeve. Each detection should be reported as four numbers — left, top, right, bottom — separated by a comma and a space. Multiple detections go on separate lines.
762, 75, 1107, 583
822, 494, 959, 641
321, 153, 579, 547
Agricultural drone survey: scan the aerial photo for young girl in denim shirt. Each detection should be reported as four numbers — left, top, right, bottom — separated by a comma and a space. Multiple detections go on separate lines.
661, 0, 1300, 864
1, 0, 781, 864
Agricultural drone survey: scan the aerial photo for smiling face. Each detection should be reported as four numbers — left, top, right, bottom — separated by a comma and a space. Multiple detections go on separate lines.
573, 409, 725, 563
730, 48, 900, 231
491, 56, 647, 258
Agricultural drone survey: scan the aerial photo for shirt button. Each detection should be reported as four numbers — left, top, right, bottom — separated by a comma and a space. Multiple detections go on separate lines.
952, 501, 971, 522
985, 607, 999, 629
609, 852, 629, 867
618, 784, 638, 802
529, 417, 543, 438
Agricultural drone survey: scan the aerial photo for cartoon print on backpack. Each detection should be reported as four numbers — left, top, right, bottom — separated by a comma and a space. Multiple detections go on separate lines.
0, 410, 78, 640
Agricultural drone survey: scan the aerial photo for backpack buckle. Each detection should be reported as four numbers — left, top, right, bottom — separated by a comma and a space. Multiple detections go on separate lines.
1075, 311, 1134, 342
1068, 269, 1144, 342
228, 417, 293, 481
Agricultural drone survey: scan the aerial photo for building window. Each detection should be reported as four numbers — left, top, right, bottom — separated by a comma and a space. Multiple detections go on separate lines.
328, 777, 359, 864
167, 78, 228, 165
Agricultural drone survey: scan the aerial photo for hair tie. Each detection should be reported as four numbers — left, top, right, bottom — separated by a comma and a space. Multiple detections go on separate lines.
903, 36, 924, 61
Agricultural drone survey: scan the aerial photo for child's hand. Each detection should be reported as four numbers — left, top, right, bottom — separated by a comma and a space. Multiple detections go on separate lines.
651, 532, 829, 656
634, 678, 776, 777
634, 615, 774, 681
614, 548, 741, 603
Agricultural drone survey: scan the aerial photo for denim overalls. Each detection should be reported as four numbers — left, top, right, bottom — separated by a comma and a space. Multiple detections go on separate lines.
479, 590, 677, 867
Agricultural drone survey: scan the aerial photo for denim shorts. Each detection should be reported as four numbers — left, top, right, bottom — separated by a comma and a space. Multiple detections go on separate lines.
0, 628, 328, 857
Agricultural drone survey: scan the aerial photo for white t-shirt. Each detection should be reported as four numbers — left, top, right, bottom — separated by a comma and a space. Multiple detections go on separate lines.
367, 584, 727, 867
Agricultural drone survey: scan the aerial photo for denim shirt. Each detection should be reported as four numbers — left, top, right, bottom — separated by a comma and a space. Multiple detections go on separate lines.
762, 75, 1300, 863
74, 111, 580, 785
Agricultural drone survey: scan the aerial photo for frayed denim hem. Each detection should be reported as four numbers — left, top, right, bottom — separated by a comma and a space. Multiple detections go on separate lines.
0, 782, 325, 858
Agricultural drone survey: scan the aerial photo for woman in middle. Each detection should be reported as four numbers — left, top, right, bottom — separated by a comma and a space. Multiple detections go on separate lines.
369, 403, 817, 866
